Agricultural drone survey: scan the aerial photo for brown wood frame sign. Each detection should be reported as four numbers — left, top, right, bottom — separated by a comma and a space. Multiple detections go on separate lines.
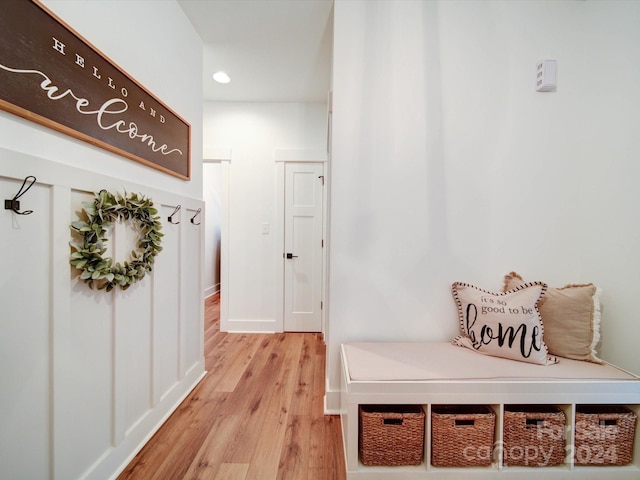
0, 0, 191, 180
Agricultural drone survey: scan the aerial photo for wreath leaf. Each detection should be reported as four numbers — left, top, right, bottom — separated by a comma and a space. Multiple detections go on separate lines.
69, 191, 163, 291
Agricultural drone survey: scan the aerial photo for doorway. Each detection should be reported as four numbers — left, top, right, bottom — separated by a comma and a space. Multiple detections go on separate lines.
203, 161, 222, 299
282, 162, 325, 332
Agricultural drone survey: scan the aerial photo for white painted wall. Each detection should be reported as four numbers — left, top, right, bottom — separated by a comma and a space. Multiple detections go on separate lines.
1, 0, 203, 199
0, 1, 204, 479
203, 102, 328, 330
203, 162, 222, 297
327, 0, 640, 408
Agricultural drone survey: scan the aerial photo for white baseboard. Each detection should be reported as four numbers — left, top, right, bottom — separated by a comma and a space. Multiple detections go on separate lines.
204, 284, 220, 299
324, 389, 340, 415
221, 318, 278, 333
102, 366, 206, 480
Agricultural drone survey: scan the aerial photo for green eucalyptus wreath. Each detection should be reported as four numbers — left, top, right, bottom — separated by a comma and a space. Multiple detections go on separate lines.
69, 190, 163, 292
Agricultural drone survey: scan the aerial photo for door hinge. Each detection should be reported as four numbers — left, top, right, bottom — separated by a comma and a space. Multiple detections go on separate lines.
321, 301, 323, 310
318, 175, 325, 186
321, 239, 324, 248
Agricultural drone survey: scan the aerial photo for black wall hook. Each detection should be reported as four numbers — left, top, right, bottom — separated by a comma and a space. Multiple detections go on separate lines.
168, 204, 181, 224
4, 175, 36, 215
190, 207, 201, 225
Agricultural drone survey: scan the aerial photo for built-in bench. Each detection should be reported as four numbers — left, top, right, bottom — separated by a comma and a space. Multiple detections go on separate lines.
340, 342, 640, 479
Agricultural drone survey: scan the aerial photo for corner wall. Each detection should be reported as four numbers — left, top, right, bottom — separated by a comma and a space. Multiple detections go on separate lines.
327, 0, 640, 408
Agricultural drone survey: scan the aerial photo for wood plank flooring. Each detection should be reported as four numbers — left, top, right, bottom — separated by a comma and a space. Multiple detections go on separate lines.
118, 294, 346, 480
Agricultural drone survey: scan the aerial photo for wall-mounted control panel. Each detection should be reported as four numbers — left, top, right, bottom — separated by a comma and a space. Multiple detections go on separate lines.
536, 59, 557, 92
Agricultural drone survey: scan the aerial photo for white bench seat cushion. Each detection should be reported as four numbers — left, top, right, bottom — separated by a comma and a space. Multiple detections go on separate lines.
343, 342, 638, 382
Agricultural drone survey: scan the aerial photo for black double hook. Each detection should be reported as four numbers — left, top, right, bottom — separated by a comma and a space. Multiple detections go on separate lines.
168, 204, 181, 224
4, 175, 36, 215
190, 208, 201, 225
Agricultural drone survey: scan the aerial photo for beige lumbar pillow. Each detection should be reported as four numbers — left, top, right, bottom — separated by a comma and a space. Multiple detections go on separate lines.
503, 272, 602, 363
452, 281, 557, 365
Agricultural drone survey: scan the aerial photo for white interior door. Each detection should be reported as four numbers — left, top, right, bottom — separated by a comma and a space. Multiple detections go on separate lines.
284, 162, 324, 332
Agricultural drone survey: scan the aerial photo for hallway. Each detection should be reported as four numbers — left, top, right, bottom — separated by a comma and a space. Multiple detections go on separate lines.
118, 295, 346, 479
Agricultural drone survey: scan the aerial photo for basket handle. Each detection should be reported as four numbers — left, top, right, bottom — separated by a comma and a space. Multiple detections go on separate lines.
526, 419, 546, 427
599, 419, 617, 426
383, 418, 403, 425
455, 419, 474, 426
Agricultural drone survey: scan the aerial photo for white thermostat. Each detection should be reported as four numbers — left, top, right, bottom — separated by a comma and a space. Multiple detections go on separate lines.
536, 59, 557, 92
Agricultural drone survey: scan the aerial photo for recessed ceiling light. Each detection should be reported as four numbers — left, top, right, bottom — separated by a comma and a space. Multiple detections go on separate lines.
212, 71, 230, 84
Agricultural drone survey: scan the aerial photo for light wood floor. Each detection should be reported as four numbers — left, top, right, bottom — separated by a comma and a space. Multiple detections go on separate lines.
118, 294, 346, 480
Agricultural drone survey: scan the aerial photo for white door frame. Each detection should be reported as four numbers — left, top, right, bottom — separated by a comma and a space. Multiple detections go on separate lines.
203, 147, 231, 331
275, 149, 327, 333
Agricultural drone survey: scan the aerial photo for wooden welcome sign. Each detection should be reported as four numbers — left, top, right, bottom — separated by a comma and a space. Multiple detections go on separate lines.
0, 0, 191, 180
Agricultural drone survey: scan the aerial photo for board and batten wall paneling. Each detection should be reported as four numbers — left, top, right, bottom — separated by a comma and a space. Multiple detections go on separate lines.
118, 279, 154, 439
182, 208, 204, 378
57, 189, 115, 480
0, 179, 52, 480
153, 205, 182, 404
0, 148, 205, 480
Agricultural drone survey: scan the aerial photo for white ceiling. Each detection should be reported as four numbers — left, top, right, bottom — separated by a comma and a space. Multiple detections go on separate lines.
177, 0, 334, 103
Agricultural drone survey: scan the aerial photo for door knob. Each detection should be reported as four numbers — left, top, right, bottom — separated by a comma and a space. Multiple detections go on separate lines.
286, 253, 298, 259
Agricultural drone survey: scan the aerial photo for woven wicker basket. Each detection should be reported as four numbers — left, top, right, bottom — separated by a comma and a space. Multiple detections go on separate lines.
359, 405, 425, 466
503, 405, 566, 467
431, 405, 496, 467
574, 405, 637, 466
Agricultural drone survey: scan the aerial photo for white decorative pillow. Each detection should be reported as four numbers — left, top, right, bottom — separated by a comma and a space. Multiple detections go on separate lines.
503, 272, 602, 363
452, 281, 557, 365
